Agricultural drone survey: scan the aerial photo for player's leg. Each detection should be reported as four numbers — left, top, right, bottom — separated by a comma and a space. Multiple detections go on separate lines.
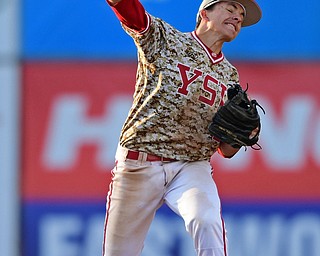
102, 153, 166, 256
164, 161, 228, 256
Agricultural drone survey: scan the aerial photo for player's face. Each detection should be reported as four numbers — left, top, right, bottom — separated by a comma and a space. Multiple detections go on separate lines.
206, 2, 245, 41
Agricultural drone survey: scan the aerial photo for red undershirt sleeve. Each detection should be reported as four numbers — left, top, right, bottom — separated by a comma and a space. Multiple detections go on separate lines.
106, 0, 149, 32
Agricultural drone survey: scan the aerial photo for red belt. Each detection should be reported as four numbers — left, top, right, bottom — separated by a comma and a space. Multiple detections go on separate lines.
126, 150, 176, 162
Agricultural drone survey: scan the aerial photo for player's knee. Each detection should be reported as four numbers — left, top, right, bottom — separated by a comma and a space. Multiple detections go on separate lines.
186, 210, 222, 236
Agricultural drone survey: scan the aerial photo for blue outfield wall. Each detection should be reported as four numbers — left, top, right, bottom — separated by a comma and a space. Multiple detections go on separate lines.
22, 0, 320, 60
23, 201, 320, 256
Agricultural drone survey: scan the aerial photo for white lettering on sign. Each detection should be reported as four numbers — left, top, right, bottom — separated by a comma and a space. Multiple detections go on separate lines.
43, 95, 132, 170
225, 213, 320, 256
37, 211, 320, 256
288, 214, 320, 256
39, 215, 83, 256
43, 94, 319, 172
216, 95, 318, 172
225, 214, 284, 256
38, 214, 105, 256
258, 96, 315, 170
83, 215, 105, 256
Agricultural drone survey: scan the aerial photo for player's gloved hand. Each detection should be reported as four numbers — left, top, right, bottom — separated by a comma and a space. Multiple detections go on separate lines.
208, 83, 265, 149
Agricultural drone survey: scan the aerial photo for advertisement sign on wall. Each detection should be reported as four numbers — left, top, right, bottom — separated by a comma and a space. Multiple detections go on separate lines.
22, 61, 320, 256
23, 202, 320, 256
22, 62, 320, 200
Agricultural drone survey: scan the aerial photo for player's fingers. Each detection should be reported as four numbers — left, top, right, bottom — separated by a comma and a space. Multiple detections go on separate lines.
249, 127, 259, 139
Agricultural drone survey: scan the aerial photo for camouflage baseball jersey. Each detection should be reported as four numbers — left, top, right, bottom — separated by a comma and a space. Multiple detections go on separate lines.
119, 14, 240, 161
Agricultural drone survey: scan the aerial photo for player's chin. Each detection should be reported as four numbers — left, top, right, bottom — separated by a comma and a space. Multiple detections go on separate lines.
226, 32, 239, 42
221, 31, 238, 42
223, 35, 236, 43
222, 27, 239, 41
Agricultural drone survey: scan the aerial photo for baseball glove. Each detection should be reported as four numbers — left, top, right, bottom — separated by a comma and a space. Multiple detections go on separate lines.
208, 83, 265, 149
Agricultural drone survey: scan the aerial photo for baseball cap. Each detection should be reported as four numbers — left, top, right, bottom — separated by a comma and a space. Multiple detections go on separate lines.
196, 0, 262, 27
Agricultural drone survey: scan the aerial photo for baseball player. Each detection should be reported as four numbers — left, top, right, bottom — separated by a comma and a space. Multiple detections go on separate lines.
103, 0, 262, 255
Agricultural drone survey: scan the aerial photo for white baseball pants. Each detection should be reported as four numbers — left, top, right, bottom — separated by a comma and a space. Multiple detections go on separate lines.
102, 146, 228, 256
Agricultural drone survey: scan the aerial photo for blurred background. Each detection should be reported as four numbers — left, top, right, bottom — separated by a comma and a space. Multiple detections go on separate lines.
1, 0, 320, 255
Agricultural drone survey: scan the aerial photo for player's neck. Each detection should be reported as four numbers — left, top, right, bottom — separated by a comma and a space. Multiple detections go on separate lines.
195, 29, 224, 55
